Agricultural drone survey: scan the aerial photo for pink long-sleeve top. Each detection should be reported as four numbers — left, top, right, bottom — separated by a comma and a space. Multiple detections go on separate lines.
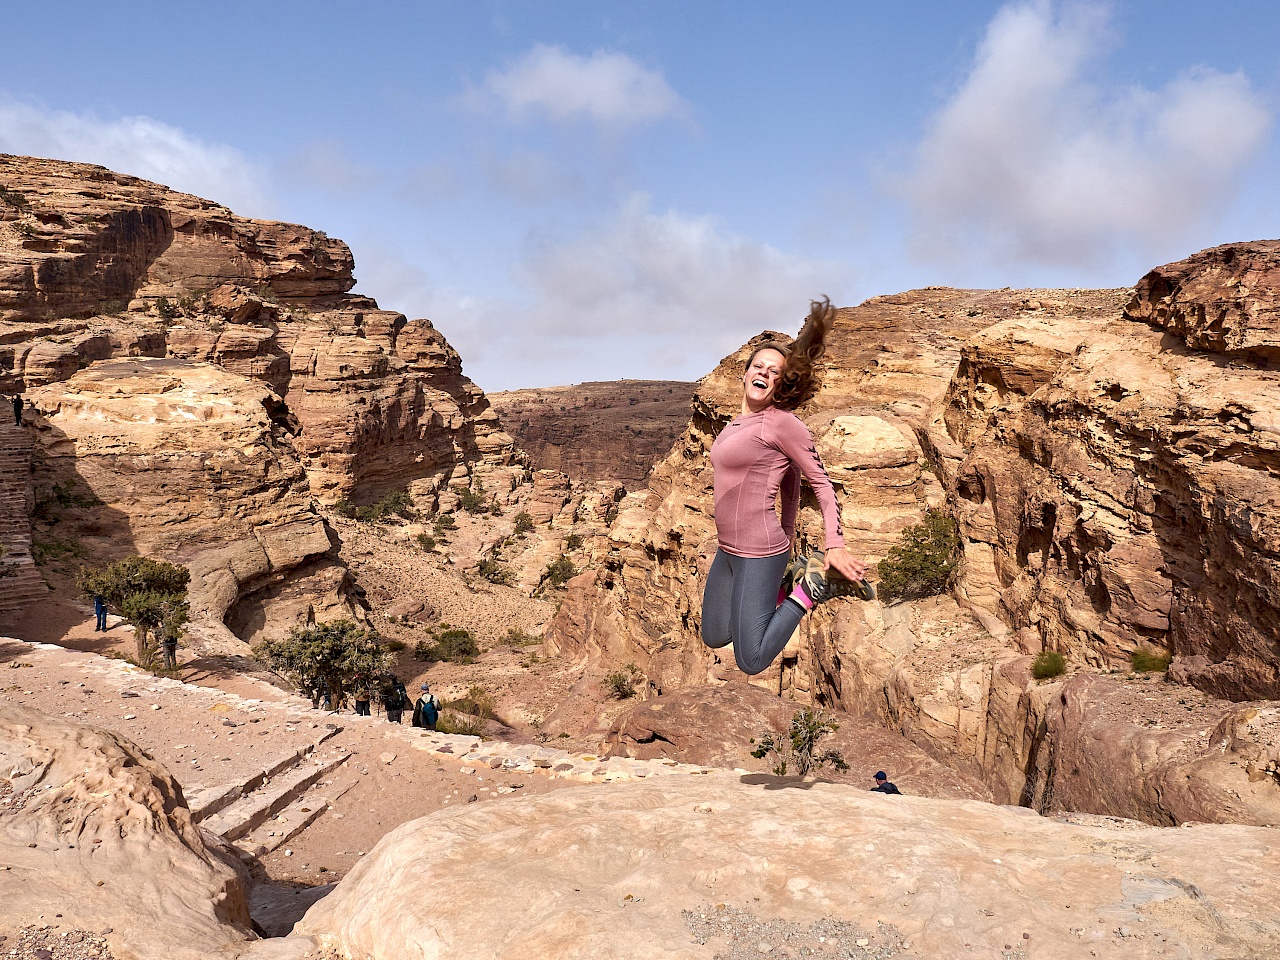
709, 405, 845, 558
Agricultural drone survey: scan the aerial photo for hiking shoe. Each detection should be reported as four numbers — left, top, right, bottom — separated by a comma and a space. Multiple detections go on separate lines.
779, 555, 807, 598
796, 551, 876, 604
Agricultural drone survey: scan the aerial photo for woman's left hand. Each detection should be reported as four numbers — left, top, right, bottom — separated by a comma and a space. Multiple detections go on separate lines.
824, 546, 868, 583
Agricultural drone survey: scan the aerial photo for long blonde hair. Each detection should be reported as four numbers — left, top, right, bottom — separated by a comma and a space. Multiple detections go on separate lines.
745, 296, 834, 410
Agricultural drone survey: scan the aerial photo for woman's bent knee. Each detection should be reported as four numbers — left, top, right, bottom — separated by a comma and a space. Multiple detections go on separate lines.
734, 650, 772, 675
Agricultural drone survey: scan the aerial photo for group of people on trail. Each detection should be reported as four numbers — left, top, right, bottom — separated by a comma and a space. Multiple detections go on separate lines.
313, 675, 439, 730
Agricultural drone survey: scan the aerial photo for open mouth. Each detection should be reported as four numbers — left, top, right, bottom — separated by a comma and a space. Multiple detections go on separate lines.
752, 379, 768, 389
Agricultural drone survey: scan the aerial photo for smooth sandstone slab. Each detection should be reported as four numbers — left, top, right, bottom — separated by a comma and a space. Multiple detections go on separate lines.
293, 773, 1280, 960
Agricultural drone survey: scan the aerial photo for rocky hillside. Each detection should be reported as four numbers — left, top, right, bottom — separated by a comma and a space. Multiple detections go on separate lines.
489, 379, 695, 488
0, 154, 525, 649
6, 703, 1280, 960
546, 247, 1280, 828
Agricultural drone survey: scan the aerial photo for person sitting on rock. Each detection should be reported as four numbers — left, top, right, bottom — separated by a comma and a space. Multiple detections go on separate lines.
870, 771, 902, 794
701, 297, 873, 677
412, 683, 440, 730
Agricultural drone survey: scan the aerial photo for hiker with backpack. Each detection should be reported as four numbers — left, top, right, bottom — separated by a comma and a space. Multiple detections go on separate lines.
382, 675, 407, 723
701, 297, 874, 677
413, 683, 440, 730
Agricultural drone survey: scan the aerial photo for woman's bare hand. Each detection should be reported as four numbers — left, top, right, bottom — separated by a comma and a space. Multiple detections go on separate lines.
824, 546, 868, 583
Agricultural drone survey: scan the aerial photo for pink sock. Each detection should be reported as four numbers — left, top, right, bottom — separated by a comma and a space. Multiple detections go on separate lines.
788, 584, 814, 611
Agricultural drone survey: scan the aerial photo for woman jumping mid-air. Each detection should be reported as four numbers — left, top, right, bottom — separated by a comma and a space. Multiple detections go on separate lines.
701, 296, 874, 676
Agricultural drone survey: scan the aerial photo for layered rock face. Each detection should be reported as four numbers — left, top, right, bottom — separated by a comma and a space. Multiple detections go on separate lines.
947, 244, 1280, 700
26, 358, 346, 649
490, 380, 695, 488
0, 155, 521, 644
0, 704, 253, 959
547, 268, 1280, 826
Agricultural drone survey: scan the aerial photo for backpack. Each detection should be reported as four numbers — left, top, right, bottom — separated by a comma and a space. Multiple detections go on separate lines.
421, 695, 439, 727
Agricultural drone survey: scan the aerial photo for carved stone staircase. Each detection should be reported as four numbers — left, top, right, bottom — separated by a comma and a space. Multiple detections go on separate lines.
0, 423, 47, 617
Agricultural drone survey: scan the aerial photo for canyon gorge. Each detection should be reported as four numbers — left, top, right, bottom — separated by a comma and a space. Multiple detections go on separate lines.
1, 154, 1278, 959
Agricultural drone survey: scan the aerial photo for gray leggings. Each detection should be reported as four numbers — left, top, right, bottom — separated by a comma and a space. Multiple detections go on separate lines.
701, 549, 806, 676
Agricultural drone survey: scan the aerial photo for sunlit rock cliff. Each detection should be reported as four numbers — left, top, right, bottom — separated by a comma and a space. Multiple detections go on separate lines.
547, 248, 1280, 827
0, 154, 521, 647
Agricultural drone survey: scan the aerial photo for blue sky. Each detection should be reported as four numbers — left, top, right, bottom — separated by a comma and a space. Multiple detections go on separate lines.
3, 1, 1278, 390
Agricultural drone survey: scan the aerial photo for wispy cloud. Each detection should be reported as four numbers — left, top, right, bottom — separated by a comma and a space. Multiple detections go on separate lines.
899, 0, 1273, 271
0, 93, 269, 215
464, 44, 690, 129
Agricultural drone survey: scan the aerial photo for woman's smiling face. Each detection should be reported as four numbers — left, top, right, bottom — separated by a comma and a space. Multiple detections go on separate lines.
742, 347, 786, 412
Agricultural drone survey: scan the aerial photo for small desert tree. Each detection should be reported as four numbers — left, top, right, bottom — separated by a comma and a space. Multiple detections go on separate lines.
252, 619, 391, 707
751, 708, 849, 778
877, 509, 961, 602
78, 557, 190, 667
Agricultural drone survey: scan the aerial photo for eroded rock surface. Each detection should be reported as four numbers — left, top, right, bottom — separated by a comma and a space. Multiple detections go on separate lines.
295, 772, 1280, 960
26, 358, 350, 650
0, 703, 253, 960
547, 267, 1280, 827
490, 380, 695, 488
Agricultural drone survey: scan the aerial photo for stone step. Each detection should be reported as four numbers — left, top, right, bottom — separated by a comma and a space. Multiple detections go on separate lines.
188, 726, 342, 823
232, 768, 358, 859
198, 749, 351, 842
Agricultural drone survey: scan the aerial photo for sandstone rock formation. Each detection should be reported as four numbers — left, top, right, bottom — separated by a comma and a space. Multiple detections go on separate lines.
546, 268, 1280, 828
25, 358, 348, 649
490, 380, 695, 488
0, 154, 523, 646
946, 245, 1280, 701
296, 772, 1280, 960
0, 704, 253, 960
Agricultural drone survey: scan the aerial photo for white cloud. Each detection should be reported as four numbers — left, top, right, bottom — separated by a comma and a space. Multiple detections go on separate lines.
0, 93, 268, 215
900, 0, 1273, 270
469, 45, 689, 128
349, 197, 849, 390
285, 137, 382, 193
519, 195, 846, 345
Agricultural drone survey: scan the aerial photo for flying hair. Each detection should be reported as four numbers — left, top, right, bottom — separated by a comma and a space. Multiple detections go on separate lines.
745, 296, 835, 410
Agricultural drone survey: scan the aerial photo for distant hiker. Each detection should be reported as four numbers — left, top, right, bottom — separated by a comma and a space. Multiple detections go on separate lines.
870, 771, 901, 795
161, 633, 179, 671
318, 679, 333, 711
382, 676, 406, 723
352, 677, 371, 716
93, 594, 108, 631
11, 394, 22, 426
701, 298, 873, 677
412, 683, 440, 730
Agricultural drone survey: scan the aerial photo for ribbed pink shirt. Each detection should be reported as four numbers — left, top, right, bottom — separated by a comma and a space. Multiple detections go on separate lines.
709, 406, 845, 558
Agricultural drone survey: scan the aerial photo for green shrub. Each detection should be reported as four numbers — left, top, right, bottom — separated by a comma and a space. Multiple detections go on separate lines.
564, 533, 583, 550
478, 556, 515, 586
1031, 650, 1067, 680
444, 684, 497, 720
1131, 648, 1171, 673
252, 619, 390, 706
876, 509, 960, 601
333, 498, 358, 519
513, 512, 535, 535
605, 663, 642, 699
503, 627, 540, 646
457, 481, 488, 514
155, 296, 177, 321
385, 639, 407, 653
750, 708, 849, 778
413, 627, 480, 663
416, 532, 436, 551
78, 556, 190, 666
433, 513, 457, 533
0, 187, 30, 209
542, 555, 577, 589
435, 711, 485, 737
